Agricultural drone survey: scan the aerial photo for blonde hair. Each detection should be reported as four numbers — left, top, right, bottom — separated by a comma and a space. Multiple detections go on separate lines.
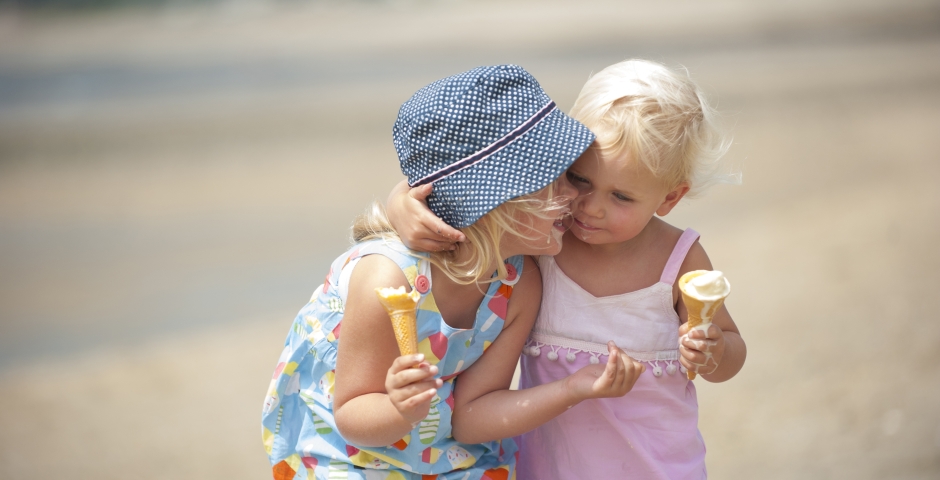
570, 59, 737, 197
352, 183, 563, 285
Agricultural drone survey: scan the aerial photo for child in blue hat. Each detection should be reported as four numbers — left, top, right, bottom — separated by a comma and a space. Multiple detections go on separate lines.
262, 65, 646, 480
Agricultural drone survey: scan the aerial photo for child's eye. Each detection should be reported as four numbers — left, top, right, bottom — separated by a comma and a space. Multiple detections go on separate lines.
566, 172, 588, 184
614, 192, 632, 202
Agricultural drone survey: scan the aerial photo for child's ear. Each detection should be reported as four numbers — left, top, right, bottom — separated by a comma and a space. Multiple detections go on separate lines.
656, 183, 690, 216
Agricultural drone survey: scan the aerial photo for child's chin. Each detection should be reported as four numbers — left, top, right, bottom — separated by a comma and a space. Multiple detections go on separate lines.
572, 228, 602, 244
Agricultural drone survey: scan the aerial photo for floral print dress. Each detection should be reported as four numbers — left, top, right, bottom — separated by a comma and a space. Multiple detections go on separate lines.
262, 239, 521, 480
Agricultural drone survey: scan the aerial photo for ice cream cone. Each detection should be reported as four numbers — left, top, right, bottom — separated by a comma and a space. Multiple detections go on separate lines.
678, 270, 730, 380
375, 286, 421, 356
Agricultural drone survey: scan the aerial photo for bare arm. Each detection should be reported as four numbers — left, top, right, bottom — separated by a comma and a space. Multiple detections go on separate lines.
333, 255, 443, 446
451, 256, 645, 444
386, 179, 465, 252
675, 241, 747, 383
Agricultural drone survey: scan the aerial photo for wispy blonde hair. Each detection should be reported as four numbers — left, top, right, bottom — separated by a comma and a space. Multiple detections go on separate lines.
570, 59, 737, 197
352, 183, 564, 285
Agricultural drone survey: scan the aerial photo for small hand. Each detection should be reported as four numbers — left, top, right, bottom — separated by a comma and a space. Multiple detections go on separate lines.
678, 323, 725, 377
387, 183, 465, 252
565, 341, 645, 402
385, 354, 443, 425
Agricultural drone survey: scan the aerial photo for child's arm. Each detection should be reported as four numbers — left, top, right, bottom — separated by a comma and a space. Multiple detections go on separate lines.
386, 179, 465, 251
676, 242, 747, 383
450, 256, 646, 444
333, 254, 444, 447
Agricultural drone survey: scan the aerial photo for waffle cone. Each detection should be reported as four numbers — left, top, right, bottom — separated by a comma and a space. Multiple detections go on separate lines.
375, 287, 421, 356
678, 270, 729, 380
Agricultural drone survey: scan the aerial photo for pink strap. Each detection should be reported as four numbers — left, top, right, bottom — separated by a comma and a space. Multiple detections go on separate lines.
659, 229, 700, 285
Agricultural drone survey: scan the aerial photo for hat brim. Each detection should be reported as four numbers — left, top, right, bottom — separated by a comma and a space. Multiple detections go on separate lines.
426, 108, 595, 229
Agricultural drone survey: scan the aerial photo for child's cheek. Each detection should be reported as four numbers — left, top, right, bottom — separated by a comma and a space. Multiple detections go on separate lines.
569, 197, 585, 217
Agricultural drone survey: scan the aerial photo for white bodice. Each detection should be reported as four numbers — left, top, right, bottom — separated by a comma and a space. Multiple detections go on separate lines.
531, 255, 682, 362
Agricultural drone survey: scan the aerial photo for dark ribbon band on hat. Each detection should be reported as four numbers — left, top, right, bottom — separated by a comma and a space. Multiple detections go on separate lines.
410, 101, 557, 188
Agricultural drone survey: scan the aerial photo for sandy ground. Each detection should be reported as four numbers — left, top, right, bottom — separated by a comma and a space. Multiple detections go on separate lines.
1, 0, 939, 478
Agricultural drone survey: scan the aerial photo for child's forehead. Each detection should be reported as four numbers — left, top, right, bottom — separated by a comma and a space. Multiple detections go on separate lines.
572, 148, 675, 196
573, 148, 651, 180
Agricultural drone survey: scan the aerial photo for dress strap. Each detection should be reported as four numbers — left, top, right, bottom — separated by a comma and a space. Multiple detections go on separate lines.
659, 228, 700, 285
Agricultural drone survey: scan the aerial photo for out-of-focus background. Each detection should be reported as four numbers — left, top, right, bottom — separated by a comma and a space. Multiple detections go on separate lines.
1, 0, 938, 478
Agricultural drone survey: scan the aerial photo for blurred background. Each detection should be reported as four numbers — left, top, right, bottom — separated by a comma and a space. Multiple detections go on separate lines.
1, 0, 938, 478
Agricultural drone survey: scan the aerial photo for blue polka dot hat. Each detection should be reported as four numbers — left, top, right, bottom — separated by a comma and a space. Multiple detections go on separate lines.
393, 65, 596, 228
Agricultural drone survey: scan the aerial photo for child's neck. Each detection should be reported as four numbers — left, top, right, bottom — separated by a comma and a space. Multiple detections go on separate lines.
428, 263, 491, 330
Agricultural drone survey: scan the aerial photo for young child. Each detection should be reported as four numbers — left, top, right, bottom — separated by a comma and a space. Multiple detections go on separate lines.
262, 65, 646, 480
388, 59, 746, 479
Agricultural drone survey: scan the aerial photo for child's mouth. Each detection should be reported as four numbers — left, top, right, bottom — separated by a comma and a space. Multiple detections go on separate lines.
573, 218, 600, 232
554, 211, 573, 231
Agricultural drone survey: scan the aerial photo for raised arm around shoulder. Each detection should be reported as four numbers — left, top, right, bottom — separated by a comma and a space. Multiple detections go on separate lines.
675, 241, 747, 383
386, 179, 465, 252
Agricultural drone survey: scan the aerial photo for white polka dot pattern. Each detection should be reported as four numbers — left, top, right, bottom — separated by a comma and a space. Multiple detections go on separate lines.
393, 65, 595, 228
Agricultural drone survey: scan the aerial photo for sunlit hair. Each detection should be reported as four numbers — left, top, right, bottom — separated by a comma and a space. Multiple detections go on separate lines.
352, 182, 565, 285
570, 59, 738, 197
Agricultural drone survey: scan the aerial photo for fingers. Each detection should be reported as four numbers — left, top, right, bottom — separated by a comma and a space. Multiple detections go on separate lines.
413, 237, 458, 252
409, 185, 465, 244
680, 356, 718, 376
686, 323, 721, 340
679, 340, 719, 375
425, 220, 464, 244
387, 356, 440, 388
388, 354, 426, 374
681, 335, 717, 355
386, 354, 442, 411
605, 341, 625, 389
622, 354, 645, 388
634, 360, 647, 376
597, 342, 644, 396
414, 215, 461, 251
395, 384, 439, 412
408, 184, 434, 202
678, 323, 724, 377
390, 379, 441, 408
388, 355, 439, 384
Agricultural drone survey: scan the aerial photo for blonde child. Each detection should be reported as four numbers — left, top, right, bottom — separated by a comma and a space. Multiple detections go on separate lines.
262, 65, 646, 480
388, 59, 746, 479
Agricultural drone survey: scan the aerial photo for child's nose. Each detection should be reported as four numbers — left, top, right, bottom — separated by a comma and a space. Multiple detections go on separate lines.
576, 191, 601, 217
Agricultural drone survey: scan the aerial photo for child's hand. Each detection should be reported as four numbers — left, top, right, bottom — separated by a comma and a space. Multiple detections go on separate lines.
679, 323, 725, 377
565, 341, 645, 401
385, 354, 444, 425
386, 182, 465, 252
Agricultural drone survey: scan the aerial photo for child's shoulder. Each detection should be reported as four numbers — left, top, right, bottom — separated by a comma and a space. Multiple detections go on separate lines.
648, 218, 688, 253
511, 255, 542, 300
672, 229, 713, 277
649, 218, 713, 277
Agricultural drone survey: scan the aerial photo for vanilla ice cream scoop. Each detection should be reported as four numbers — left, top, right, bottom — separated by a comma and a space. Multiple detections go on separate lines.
678, 270, 731, 380
683, 270, 731, 301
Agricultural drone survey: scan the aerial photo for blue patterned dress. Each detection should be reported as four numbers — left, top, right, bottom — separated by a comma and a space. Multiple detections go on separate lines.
262, 239, 522, 480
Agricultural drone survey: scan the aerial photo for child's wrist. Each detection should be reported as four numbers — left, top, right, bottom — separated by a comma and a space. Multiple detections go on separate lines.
561, 375, 584, 405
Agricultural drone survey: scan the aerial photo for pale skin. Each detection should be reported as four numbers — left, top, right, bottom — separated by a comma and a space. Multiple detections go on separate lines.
334, 180, 645, 448
388, 145, 747, 385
